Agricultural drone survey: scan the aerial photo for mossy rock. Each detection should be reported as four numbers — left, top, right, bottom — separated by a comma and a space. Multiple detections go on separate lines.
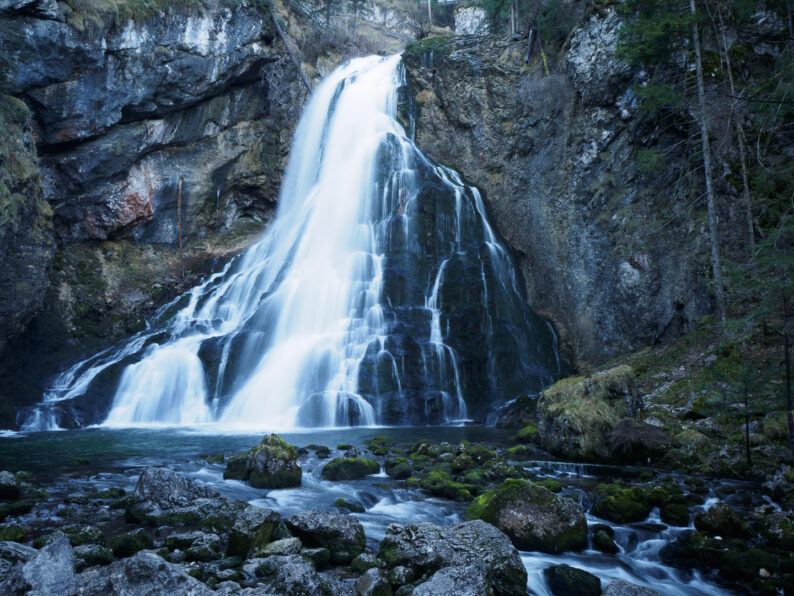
543, 564, 601, 596
694, 503, 752, 539
420, 471, 473, 501
224, 434, 301, 489
111, 529, 154, 558
466, 479, 587, 553
506, 445, 535, 460
660, 503, 690, 527
321, 457, 380, 481
384, 458, 412, 480
64, 525, 106, 546
591, 484, 654, 524
515, 423, 539, 444
305, 444, 331, 459
719, 548, 779, 581
537, 478, 563, 493
591, 528, 618, 554
537, 366, 638, 460
0, 524, 26, 542
335, 498, 365, 513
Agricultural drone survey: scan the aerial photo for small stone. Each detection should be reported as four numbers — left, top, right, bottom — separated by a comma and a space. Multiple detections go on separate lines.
256, 537, 302, 557
355, 567, 392, 596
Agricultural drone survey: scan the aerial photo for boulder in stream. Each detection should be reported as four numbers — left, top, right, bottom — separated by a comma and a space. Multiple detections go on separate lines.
543, 564, 600, 596
224, 434, 302, 489
321, 457, 380, 481
465, 479, 587, 553
226, 504, 282, 557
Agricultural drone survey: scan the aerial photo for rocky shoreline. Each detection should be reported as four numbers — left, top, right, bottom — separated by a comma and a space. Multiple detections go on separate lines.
1, 430, 791, 595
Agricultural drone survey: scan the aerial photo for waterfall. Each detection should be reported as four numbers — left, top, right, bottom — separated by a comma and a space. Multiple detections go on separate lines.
23, 55, 558, 431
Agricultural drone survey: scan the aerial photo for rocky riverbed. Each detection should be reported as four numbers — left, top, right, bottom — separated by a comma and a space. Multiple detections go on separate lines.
0, 426, 788, 595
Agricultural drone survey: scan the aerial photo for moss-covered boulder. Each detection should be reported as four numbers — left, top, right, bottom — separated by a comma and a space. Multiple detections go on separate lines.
466, 479, 587, 553
543, 564, 601, 596
590, 484, 658, 524
536, 366, 639, 460
111, 529, 154, 558
226, 505, 281, 558
0, 472, 21, 500
514, 423, 539, 444
224, 434, 301, 489
420, 471, 474, 501
694, 503, 752, 539
321, 457, 379, 481
384, 458, 412, 480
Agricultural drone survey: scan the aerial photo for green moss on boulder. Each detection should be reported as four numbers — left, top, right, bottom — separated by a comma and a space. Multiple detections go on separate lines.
466, 479, 587, 553
224, 434, 301, 489
321, 457, 379, 481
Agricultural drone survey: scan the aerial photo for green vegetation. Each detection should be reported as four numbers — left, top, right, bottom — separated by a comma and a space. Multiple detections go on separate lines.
320, 456, 379, 480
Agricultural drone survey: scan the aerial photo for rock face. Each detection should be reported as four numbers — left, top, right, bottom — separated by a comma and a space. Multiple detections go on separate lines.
224, 434, 302, 489
403, 28, 711, 367
0, 536, 77, 595
285, 509, 365, 564
126, 466, 243, 527
0, 0, 308, 423
378, 520, 527, 595
227, 505, 282, 557
0, 95, 54, 358
465, 479, 587, 553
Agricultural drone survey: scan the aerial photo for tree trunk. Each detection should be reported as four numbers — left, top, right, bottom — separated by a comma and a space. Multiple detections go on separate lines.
427, 0, 432, 27
744, 384, 752, 466
177, 178, 184, 280
719, 11, 755, 261
510, 2, 515, 35
784, 290, 794, 457
271, 13, 311, 93
690, 0, 727, 323
526, 28, 536, 62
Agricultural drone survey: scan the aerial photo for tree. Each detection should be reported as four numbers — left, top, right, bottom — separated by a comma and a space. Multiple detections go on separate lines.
618, 0, 727, 323
349, 0, 366, 41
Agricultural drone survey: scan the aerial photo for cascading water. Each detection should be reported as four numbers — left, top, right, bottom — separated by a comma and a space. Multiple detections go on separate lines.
23, 55, 559, 431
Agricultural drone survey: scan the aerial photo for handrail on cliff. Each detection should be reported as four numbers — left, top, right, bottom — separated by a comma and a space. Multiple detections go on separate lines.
271, 12, 312, 93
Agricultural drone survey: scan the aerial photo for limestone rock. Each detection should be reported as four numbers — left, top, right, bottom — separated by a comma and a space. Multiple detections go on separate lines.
227, 505, 282, 557
1, 536, 77, 595
603, 580, 661, 596
286, 509, 365, 564
412, 565, 493, 595
378, 520, 526, 595
466, 479, 587, 553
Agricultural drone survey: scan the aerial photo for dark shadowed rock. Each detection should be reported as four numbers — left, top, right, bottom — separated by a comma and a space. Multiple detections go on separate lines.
0, 471, 20, 499
603, 580, 662, 596
77, 550, 212, 595
694, 503, 752, 539
378, 520, 526, 595
224, 434, 302, 489
354, 567, 392, 596
466, 479, 587, 553
412, 565, 494, 596
242, 553, 347, 595
126, 467, 243, 527
227, 505, 281, 557
286, 509, 365, 564
543, 564, 600, 596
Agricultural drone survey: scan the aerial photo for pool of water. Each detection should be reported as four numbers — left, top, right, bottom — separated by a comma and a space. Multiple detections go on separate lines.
0, 426, 732, 595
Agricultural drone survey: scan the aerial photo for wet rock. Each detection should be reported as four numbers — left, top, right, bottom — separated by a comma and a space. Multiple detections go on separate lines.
256, 536, 302, 557
225, 434, 302, 489
660, 503, 690, 527
65, 525, 106, 546
227, 505, 281, 557
590, 484, 656, 524
413, 565, 493, 595
352, 552, 380, 573
543, 564, 600, 596
185, 533, 223, 562
336, 497, 366, 513
322, 457, 380, 481
126, 466, 243, 527
242, 554, 332, 594
466, 479, 587, 553
74, 544, 114, 570
602, 580, 661, 596
0, 471, 20, 499
286, 510, 365, 564
0, 535, 76, 595
494, 395, 537, 429
378, 520, 526, 595
301, 546, 330, 569
590, 524, 619, 554
386, 565, 414, 586
758, 510, 794, 549
0, 524, 26, 542
355, 567, 392, 596
77, 550, 213, 595
694, 503, 752, 539
0, 499, 32, 522
111, 528, 154, 558
384, 458, 412, 480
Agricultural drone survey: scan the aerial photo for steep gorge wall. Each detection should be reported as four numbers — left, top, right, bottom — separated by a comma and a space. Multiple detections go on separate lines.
0, 0, 311, 422
403, 18, 712, 368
